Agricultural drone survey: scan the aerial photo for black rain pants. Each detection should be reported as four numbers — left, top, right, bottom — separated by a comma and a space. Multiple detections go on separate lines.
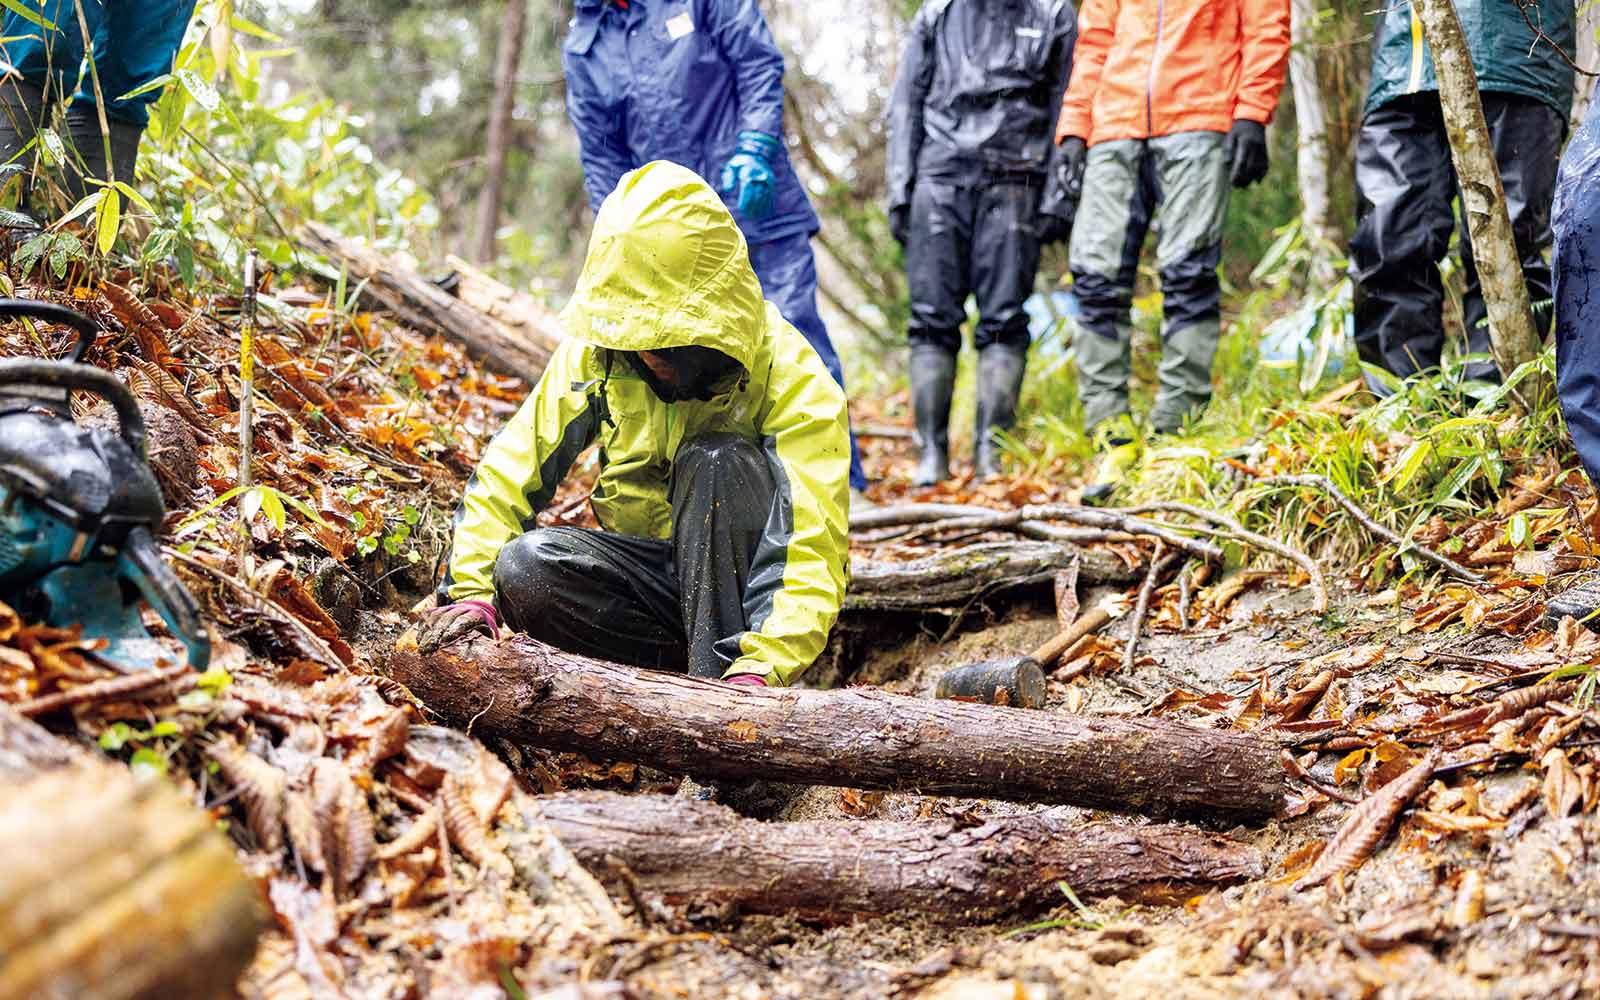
905, 176, 1042, 355
1352, 91, 1562, 381
492, 433, 776, 679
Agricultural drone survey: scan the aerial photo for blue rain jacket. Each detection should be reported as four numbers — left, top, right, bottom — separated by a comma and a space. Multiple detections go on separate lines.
562, 0, 820, 244
0, 0, 197, 127
1555, 93, 1600, 484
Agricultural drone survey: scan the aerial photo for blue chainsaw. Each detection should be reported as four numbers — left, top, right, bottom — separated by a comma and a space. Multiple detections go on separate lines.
0, 298, 210, 671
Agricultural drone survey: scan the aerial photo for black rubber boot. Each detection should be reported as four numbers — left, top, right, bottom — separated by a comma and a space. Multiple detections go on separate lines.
64, 110, 143, 202
1548, 574, 1600, 630
910, 344, 955, 487
974, 344, 1026, 479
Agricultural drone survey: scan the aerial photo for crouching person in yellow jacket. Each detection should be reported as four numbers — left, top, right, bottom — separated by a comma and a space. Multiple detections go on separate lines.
419, 161, 851, 689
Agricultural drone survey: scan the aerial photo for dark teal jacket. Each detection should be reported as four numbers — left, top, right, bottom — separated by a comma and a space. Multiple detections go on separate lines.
1365, 0, 1575, 119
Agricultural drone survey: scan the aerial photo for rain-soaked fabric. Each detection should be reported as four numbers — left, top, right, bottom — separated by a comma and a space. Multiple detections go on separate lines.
0, 0, 196, 127
1352, 92, 1561, 380
746, 233, 866, 490
1069, 131, 1229, 432
562, 0, 817, 244
1365, 0, 1575, 121
442, 161, 850, 686
493, 434, 777, 679
1055, 0, 1289, 147
1555, 90, 1600, 486
884, 0, 1077, 216
905, 179, 1043, 355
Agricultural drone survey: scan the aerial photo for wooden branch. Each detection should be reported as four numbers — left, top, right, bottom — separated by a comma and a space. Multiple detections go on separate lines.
848, 503, 1222, 563
846, 540, 1140, 612
301, 221, 559, 381
520, 791, 1264, 923
1257, 474, 1485, 585
0, 714, 265, 996
1120, 502, 1329, 613
849, 503, 990, 531
1125, 549, 1182, 671
386, 633, 1288, 822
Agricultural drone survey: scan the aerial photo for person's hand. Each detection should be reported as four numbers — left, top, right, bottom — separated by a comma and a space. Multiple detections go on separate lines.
719, 130, 781, 220
1225, 119, 1269, 189
889, 203, 911, 247
1036, 136, 1086, 246
417, 599, 498, 653
725, 673, 768, 688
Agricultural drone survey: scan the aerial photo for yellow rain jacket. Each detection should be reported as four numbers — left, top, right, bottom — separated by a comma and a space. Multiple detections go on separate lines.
442, 161, 851, 686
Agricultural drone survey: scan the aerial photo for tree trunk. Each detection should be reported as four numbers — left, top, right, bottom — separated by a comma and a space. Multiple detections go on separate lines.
386, 633, 1286, 822
1289, 0, 1340, 284
520, 790, 1263, 923
0, 709, 265, 999
1412, 0, 1548, 396
847, 540, 1139, 613
302, 221, 560, 381
474, 0, 529, 263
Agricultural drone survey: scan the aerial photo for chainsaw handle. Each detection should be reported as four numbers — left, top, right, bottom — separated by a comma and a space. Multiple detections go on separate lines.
118, 525, 211, 671
0, 358, 146, 456
0, 297, 100, 362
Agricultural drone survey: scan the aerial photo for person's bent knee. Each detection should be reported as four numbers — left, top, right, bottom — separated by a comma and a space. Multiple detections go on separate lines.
675, 433, 764, 476
492, 529, 575, 627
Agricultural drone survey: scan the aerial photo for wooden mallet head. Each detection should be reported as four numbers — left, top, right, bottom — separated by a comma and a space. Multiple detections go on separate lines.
934, 657, 1046, 709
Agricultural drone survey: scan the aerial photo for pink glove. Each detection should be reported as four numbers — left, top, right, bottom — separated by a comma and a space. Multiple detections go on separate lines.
725, 673, 768, 687
416, 599, 499, 653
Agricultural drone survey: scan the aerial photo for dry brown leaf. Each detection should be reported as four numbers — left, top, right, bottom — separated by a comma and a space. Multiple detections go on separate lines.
207, 736, 288, 854
727, 720, 759, 742
1452, 870, 1485, 927
1296, 750, 1439, 891
1543, 748, 1583, 819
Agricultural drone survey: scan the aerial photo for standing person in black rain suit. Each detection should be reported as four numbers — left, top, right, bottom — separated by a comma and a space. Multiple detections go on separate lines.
886, 0, 1078, 484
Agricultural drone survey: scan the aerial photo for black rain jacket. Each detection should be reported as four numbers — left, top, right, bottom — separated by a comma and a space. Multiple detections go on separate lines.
886, 0, 1077, 212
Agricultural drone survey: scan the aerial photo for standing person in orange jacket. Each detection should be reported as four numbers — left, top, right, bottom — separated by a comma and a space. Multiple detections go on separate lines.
1042, 0, 1290, 502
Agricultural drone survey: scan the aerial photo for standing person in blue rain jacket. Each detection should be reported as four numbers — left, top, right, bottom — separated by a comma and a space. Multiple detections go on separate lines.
561, 0, 869, 498
0, 1, 197, 202
1548, 95, 1600, 625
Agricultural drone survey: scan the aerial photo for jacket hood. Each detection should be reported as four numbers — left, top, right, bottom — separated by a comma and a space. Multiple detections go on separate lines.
559, 160, 766, 374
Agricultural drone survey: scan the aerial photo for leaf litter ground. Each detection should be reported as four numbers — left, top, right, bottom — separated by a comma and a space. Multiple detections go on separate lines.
3, 275, 1600, 998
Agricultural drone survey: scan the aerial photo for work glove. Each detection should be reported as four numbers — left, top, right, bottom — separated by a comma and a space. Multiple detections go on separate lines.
416, 599, 498, 654
1225, 119, 1269, 189
1037, 137, 1086, 245
725, 673, 768, 687
889, 203, 911, 247
719, 130, 781, 220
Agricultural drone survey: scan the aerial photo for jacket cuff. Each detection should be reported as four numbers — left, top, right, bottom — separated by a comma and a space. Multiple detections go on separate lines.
1054, 111, 1090, 143
1231, 101, 1275, 126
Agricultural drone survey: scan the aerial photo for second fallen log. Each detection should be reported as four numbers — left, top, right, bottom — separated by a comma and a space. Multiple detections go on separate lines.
522, 791, 1263, 923
387, 633, 1286, 822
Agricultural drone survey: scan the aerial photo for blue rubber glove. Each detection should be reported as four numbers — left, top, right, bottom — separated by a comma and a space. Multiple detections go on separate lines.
719, 130, 781, 220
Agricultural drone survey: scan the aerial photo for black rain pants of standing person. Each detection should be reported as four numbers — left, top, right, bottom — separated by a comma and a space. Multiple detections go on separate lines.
905, 176, 1043, 355
1351, 91, 1563, 382
492, 433, 778, 679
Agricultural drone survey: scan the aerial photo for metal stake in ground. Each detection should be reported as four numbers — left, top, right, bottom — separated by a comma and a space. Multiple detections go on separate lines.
237, 250, 259, 570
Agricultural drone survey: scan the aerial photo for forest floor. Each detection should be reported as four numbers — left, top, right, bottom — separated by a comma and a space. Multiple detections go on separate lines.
4, 271, 1600, 1000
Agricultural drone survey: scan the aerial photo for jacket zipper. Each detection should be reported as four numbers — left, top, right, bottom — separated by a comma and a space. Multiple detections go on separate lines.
1146, 0, 1164, 136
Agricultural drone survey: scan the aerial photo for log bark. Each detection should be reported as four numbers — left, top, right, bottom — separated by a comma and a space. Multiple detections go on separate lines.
847, 540, 1139, 612
301, 220, 560, 380
1413, 0, 1548, 397
0, 749, 264, 998
520, 791, 1263, 923
474, 0, 529, 262
387, 633, 1286, 822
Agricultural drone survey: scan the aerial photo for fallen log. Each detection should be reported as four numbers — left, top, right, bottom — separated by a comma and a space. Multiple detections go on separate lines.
521, 791, 1263, 923
847, 540, 1139, 612
302, 221, 560, 380
0, 708, 265, 998
388, 633, 1286, 822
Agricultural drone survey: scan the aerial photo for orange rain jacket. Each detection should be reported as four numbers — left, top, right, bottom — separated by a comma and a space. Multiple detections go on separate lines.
1055, 0, 1290, 147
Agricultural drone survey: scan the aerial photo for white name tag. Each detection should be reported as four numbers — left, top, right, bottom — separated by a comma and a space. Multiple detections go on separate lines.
1016, 26, 1043, 38
666, 13, 695, 39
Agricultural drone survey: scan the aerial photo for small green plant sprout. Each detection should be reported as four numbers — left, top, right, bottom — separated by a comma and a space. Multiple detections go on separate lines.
1002, 881, 1112, 938
176, 483, 332, 539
